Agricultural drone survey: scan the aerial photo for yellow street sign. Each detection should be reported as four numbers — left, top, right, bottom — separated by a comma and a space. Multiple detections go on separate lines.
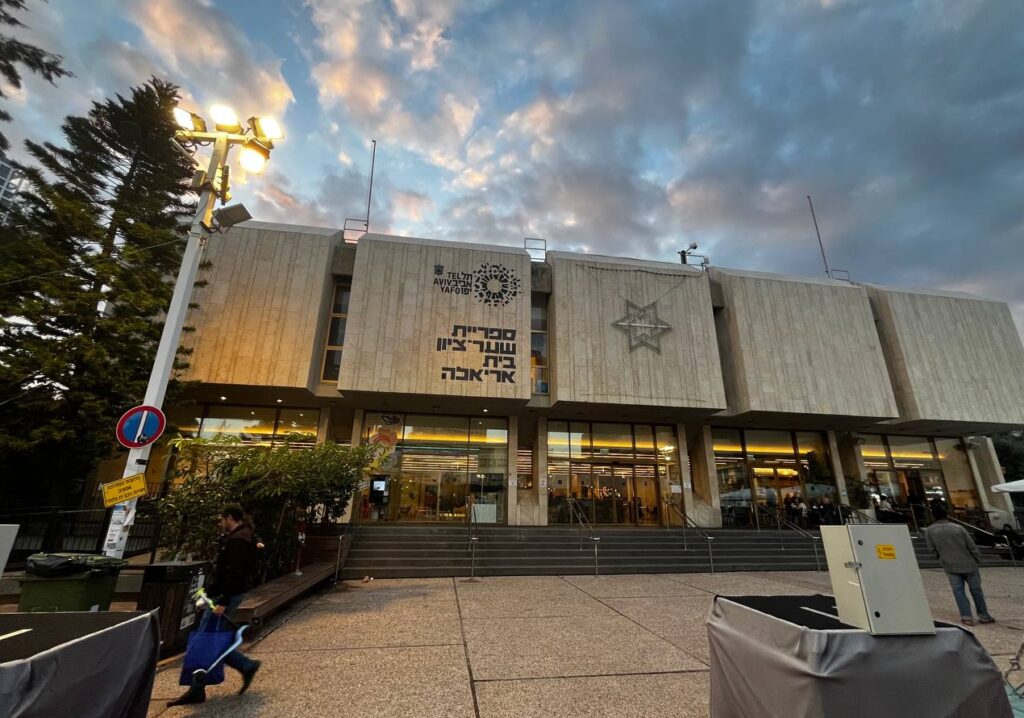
102, 473, 148, 508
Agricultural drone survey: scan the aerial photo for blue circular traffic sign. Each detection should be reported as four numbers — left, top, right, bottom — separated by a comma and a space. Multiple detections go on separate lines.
116, 405, 166, 449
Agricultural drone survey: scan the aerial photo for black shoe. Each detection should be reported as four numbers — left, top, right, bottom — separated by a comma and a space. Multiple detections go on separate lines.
167, 688, 206, 706
238, 660, 261, 695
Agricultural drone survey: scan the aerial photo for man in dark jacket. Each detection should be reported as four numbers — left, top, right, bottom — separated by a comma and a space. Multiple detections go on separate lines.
168, 505, 262, 706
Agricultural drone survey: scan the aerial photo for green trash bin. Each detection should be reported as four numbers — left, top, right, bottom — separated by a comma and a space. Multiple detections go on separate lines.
18, 553, 129, 612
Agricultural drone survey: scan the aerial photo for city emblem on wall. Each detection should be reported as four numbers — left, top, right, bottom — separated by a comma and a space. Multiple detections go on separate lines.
433, 262, 521, 306
613, 300, 672, 353
472, 263, 521, 306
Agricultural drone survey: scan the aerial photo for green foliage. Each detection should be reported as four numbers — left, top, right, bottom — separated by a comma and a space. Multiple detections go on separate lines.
993, 431, 1024, 483
0, 0, 72, 151
156, 439, 372, 579
0, 77, 193, 506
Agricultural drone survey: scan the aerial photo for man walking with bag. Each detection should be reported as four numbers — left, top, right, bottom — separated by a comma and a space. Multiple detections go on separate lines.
925, 505, 995, 626
169, 505, 262, 706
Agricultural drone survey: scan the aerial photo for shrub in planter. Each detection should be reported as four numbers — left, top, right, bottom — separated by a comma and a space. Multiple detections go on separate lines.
156, 437, 372, 580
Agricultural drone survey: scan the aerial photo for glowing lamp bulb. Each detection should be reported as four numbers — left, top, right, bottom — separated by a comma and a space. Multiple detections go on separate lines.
173, 106, 195, 131
210, 104, 240, 131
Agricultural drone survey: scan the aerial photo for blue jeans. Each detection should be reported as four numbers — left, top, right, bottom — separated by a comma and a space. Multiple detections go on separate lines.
197, 593, 257, 674
947, 571, 990, 620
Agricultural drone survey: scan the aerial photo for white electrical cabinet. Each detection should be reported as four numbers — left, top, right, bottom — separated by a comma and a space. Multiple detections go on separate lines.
820, 524, 935, 635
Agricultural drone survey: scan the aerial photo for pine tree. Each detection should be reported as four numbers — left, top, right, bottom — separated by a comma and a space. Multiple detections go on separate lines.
0, 78, 194, 506
0, 0, 71, 152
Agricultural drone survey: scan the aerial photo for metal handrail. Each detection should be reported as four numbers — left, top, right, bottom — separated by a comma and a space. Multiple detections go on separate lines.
943, 514, 1017, 568
467, 495, 477, 540
566, 498, 600, 577
663, 502, 715, 574
334, 494, 363, 584
840, 504, 882, 525
466, 495, 480, 582
756, 506, 822, 572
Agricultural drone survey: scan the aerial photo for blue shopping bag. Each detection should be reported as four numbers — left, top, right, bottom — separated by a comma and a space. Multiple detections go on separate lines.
179, 614, 235, 686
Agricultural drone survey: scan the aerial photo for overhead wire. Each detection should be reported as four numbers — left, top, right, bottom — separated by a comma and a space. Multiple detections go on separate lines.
0, 236, 190, 288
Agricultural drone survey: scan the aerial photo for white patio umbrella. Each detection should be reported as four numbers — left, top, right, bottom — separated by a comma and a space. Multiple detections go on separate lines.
991, 479, 1024, 493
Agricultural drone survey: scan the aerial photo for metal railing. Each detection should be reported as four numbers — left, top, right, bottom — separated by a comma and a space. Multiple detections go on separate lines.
756, 506, 822, 572
334, 494, 363, 584
466, 496, 480, 582
663, 502, 715, 574
0, 506, 160, 567
945, 514, 1017, 568
566, 498, 600, 577
841, 504, 882, 525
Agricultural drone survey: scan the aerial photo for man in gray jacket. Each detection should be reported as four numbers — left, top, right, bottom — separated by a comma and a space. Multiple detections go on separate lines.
925, 506, 995, 626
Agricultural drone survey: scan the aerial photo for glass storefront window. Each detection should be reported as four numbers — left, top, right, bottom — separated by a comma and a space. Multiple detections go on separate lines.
713, 428, 752, 526
275, 409, 318, 447
200, 406, 277, 445
167, 406, 202, 438
591, 423, 633, 463
796, 432, 835, 504
655, 426, 681, 524
713, 428, 837, 527
856, 434, 984, 525
570, 422, 591, 460
531, 294, 549, 394
547, 421, 671, 525
359, 414, 508, 523
934, 439, 981, 512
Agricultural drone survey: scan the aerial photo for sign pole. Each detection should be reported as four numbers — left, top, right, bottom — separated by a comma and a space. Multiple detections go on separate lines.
102, 135, 228, 558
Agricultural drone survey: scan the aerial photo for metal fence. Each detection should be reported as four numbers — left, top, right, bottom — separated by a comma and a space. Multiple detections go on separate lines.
0, 507, 159, 568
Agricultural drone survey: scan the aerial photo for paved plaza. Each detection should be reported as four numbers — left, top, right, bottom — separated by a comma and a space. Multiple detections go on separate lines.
148, 568, 1024, 717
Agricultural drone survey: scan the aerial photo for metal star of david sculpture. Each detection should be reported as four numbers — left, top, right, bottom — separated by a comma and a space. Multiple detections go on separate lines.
613, 301, 672, 353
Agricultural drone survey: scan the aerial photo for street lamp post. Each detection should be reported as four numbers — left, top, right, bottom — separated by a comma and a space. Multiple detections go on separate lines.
102, 105, 282, 558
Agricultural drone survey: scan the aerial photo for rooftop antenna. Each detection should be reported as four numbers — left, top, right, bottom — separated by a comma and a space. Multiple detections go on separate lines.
806, 195, 831, 279
365, 139, 376, 233
344, 140, 377, 242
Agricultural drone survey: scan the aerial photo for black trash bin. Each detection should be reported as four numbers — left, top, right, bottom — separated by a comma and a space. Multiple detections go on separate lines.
137, 561, 211, 655
18, 553, 129, 612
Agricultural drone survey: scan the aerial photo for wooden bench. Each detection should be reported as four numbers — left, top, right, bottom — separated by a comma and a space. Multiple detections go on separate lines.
232, 561, 335, 626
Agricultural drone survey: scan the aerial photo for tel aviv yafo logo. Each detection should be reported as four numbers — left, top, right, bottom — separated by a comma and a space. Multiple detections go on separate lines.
433, 262, 521, 306
472, 263, 521, 306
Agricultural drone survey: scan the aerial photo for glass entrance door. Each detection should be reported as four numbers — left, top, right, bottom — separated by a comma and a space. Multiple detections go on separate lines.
591, 464, 645, 525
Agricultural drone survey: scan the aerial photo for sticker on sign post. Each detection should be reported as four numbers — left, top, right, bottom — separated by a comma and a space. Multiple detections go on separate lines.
101, 473, 148, 508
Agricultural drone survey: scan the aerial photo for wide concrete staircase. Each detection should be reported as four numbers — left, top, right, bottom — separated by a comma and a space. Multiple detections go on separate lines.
340, 524, 1017, 579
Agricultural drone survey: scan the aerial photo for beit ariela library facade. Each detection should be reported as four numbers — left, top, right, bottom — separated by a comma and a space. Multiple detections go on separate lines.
160, 222, 1024, 530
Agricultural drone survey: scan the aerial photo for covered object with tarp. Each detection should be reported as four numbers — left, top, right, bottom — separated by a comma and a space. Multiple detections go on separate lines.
0, 611, 159, 718
708, 594, 1010, 718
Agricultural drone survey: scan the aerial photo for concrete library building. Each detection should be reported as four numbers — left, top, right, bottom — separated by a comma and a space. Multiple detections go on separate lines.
166, 222, 1024, 533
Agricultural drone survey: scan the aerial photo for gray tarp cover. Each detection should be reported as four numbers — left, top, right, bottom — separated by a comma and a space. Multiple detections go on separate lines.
708, 595, 1011, 718
0, 611, 159, 718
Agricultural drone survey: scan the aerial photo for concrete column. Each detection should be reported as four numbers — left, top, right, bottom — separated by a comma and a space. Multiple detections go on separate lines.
965, 436, 1014, 526
506, 415, 518, 525
316, 410, 331, 444
835, 432, 868, 507
349, 408, 365, 447
826, 431, 849, 504
665, 424, 691, 527
687, 425, 721, 527
535, 417, 548, 526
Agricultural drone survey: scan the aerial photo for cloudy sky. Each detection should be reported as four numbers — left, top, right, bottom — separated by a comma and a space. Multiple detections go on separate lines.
4, 0, 1023, 329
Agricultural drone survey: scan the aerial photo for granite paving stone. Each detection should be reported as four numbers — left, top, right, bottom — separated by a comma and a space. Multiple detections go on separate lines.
475, 671, 711, 718
153, 645, 475, 718
563, 573, 714, 599
462, 613, 705, 680
455, 575, 615, 619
